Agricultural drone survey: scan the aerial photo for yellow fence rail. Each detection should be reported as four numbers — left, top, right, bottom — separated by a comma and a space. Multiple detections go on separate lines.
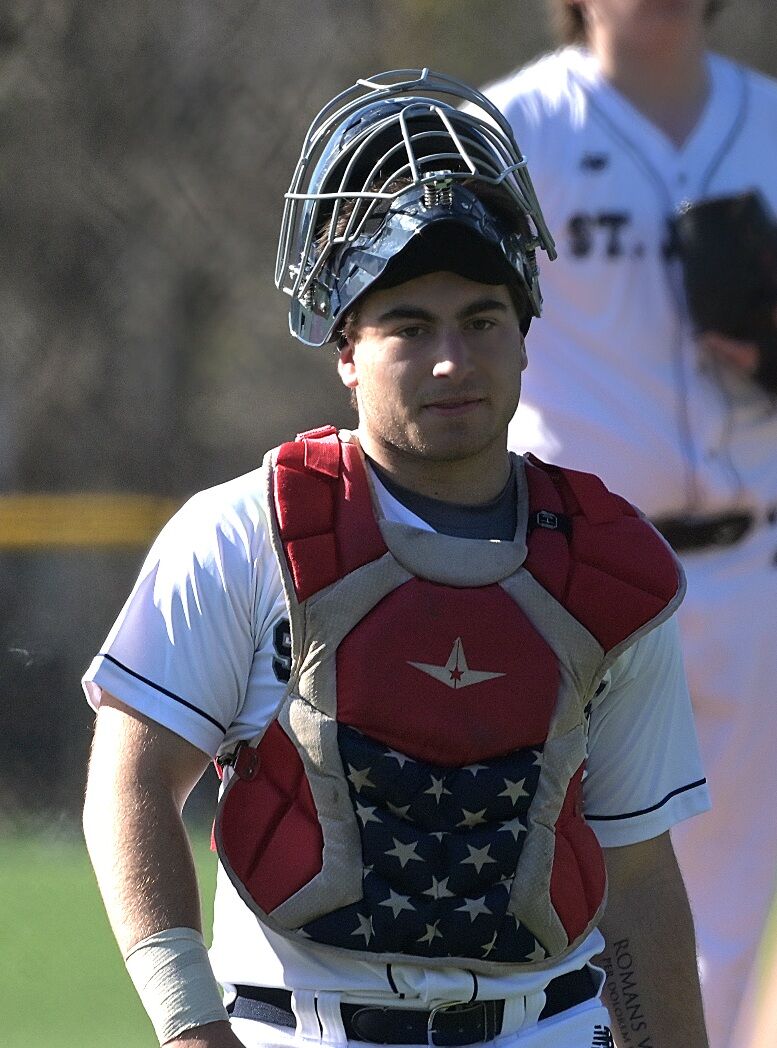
0, 494, 182, 549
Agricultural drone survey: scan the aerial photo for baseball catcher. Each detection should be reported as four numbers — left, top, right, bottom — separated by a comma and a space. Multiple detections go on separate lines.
82, 68, 710, 1048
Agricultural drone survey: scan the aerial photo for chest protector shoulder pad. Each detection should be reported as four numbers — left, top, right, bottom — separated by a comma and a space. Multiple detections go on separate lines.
215, 427, 684, 974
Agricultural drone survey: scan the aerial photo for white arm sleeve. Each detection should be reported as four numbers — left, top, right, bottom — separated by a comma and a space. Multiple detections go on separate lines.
583, 615, 710, 847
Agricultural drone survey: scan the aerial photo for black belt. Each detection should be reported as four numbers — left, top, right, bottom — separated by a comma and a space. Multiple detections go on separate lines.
652, 510, 754, 553
227, 967, 598, 1045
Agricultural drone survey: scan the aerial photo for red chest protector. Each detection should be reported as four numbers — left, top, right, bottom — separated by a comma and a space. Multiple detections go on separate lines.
215, 427, 683, 974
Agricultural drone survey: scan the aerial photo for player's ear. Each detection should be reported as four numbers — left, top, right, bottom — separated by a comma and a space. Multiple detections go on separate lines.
337, 338, 358, 390
519, 334, 528, 372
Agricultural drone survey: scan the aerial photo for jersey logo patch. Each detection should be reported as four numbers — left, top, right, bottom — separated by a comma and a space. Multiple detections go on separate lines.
409, 638, 505, 690
271, 618, 292, 682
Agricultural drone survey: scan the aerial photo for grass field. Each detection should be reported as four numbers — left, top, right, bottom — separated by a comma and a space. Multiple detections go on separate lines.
0, 829, 218, 1048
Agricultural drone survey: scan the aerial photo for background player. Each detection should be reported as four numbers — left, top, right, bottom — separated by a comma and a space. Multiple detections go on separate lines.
482, 3, 777, 1045
82, 69, 710, 1047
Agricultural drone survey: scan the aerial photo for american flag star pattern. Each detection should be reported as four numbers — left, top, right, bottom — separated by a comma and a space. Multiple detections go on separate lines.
301, 724, 549, 961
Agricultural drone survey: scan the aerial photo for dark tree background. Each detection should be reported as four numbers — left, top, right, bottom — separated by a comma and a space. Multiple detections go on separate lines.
1, 0, 775, 825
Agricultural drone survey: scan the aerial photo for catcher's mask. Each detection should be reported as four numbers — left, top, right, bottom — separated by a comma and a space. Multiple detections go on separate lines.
275, 68, 556, 347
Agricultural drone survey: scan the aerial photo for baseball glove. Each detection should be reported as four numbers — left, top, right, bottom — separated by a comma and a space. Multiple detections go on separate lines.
673, 191, 777, 394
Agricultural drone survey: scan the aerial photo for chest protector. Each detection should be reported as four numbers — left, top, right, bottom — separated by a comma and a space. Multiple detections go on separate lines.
215, 427, 683, 974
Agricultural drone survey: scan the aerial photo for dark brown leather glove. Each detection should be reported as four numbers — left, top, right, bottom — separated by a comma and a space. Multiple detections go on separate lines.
673, 191, 777, 394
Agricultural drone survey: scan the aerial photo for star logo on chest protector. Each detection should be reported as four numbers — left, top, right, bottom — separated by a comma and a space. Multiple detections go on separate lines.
408, 637, 505, 690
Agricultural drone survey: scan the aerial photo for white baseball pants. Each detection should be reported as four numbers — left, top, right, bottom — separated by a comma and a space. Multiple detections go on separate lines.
672, 519, 777, 1048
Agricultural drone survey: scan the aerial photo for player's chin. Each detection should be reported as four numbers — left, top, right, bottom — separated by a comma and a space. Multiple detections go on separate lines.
414, 425, 503, 463
418, 409, 479, 435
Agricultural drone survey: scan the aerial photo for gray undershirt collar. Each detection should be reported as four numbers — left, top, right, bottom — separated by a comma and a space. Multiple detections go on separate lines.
367, 458, 518, 540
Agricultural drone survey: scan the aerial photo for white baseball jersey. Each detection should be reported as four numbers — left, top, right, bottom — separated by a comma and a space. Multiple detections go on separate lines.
83, 454, 708, 1018
485, 47, 777, 519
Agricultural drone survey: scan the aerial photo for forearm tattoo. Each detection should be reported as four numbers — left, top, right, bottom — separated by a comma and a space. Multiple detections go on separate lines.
599, 939, 654, 1048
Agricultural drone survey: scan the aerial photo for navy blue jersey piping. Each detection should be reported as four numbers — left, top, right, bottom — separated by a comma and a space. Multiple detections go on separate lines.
585, 777, 707, 822
98, 653, 227, 733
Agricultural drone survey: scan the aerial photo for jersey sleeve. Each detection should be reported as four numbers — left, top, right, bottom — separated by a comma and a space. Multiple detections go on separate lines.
583, 615, 710, 847
82, 469, 283, 757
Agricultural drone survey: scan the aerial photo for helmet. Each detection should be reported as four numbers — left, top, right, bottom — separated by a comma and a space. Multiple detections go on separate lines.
275, 68, 556, 347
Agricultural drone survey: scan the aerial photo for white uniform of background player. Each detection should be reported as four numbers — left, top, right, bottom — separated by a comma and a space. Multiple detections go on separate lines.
83, 461, 709, 1048
484, 9, 777, 1046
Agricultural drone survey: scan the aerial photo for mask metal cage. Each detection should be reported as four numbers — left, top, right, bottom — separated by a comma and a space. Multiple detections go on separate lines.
275, 68, 556, 345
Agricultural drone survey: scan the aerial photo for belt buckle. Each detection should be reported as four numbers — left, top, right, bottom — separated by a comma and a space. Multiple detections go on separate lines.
426, 1000, 489, 1048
